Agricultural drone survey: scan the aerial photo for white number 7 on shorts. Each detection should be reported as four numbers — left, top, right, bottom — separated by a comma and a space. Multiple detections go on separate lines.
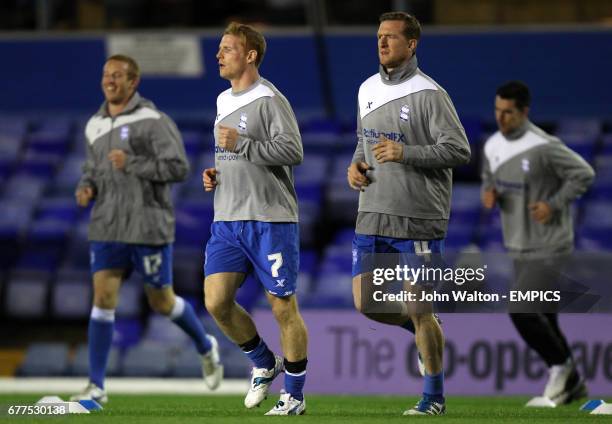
267, 252, 283, 277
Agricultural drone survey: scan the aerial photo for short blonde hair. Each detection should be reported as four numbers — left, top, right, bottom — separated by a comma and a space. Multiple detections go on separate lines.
223, 22, 267, 67
106, 54, 140, 81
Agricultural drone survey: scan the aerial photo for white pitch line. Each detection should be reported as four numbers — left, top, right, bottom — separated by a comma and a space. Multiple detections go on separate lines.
0, 378, 249, 395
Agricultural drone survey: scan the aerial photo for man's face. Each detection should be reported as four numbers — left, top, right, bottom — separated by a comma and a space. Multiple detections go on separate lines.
216, 34, 249, 81
495, 96, 529, 135
101, 60, 137, 104
377, 20, 414, 69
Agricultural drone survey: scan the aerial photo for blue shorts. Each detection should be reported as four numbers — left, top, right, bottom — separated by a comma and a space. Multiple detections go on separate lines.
351, 233, 445, 277
90, 241, 173, 288
204, 221, 299, 298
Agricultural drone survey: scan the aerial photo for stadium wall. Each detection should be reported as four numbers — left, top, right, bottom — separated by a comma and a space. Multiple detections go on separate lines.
1, 27, 611, 121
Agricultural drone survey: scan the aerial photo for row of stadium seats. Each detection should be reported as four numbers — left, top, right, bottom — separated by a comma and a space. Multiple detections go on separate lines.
16, 312, 251, 378
2, 114, 612, 317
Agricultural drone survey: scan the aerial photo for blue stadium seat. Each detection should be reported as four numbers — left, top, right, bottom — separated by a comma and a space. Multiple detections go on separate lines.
294, 153, 329, 185
301, 132, 340, 154
26, 218, 73, 246
142, 315, 190, 348
300, 250, 319, 276
115, 279, 144, 318
173, 247, 203, 294
0, 134, 23, 166
220, 346, 251, 378
37, 196, 79, 222
170, 346, 203, 377
556, 118, 601, 138
122, 343, 171, 377
296, 183, 324, 205
19, 343, 70, 376
27, 130, 71, 156
50, 154, 85, 195
20, 150, 62, 178
445, 225, 476, 250
175, 199, 214, 247
601, 134, 612, 155
71, 343, 120, 376
15, 246, 62, 272
51, 279, 91, 319
0, 115, 28, 137
4, 271, 50, 318
181, 130, 204, 158
0, 200, 34, 239
558, 134, 598, 162
581, 200, 612, 228
2, 174, 47, 203
297, 200, 320, 247
113, 318, 144, 350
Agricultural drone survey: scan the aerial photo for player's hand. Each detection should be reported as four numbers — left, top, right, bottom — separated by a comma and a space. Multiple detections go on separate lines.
108, 149, 127, 170
481, 188, 498, 209
529, 201, 553, 224
218, 125, 239, 152
371, 135, 404, 164
75, 186, 95, 207
203, 168, 218, 192
347, 162, 372, 191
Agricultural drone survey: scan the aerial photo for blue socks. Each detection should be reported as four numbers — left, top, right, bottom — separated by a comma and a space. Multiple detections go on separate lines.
423, 371, 445, 403
169, 296, 212, 354
88, 306, 115, 389
240, 335, 276, 370
284, 358, 307, 401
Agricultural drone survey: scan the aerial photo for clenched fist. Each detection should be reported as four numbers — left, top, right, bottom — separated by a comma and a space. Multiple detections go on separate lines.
203, 168, 218, 192
217, 125, 239, 152
76, 186, 95, 207
108, 149, 127, 170
347, 162, 372, 191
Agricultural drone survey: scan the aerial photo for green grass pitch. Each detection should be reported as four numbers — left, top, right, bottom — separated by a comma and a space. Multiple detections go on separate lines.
0, 394, 607, 423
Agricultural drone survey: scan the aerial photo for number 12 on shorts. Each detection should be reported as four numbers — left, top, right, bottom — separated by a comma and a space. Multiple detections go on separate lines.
267, 252, 283, 277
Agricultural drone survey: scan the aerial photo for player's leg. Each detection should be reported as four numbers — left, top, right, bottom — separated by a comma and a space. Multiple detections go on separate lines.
265, 293, 307, 415
205, 272, 281, 407
351, 234, 415, 329
511, 257, 586, 404
245, 221, 306, 415
145, 284, 222, 389
204, 272, 256, 343
402, 311, 446, 416
135, 243, 221, 389
71, 242, 129, 403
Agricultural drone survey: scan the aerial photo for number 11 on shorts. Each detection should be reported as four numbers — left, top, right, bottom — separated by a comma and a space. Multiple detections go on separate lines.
267, 252, 283, 277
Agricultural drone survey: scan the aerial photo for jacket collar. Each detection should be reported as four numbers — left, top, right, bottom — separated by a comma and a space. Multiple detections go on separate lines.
98, 92, 143, 117
379, 54, 418, 85
502, 119, 531, 141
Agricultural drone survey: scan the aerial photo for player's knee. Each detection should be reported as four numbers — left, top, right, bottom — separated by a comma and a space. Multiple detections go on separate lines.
93, 290, 118, 309
205, 296, 232, 322
148, 296, 174, 316
270, 297, 297, 324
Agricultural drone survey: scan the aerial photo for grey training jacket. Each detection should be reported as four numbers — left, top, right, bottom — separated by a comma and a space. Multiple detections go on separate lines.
212, 78, 303, 222
352, 56, 471, 239
481, 121, 595, 257
77, 93, 189, 245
